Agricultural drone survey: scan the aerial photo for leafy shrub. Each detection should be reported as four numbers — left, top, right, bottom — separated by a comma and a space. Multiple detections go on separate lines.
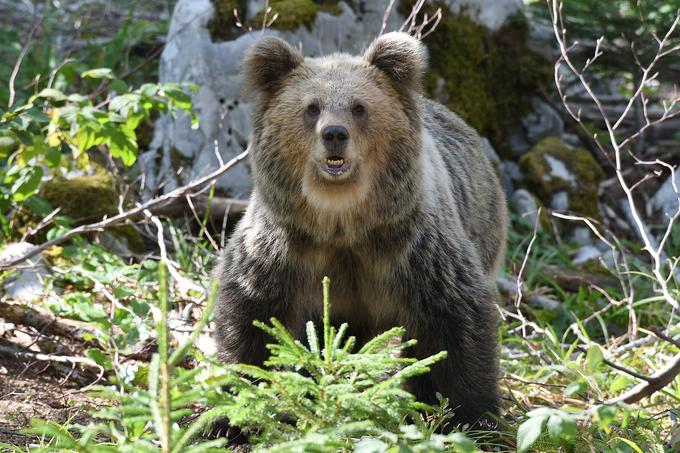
0, 68, 196, 235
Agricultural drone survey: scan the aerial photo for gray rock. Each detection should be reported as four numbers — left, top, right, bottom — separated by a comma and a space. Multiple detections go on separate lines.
560, 132, 581, 148
570, 227, 593, 246
509, 97, 565, 158
650, 173, 680, 218
525, 10, 555, 60
524, 98, 564, 145
600, 249, 618, 270
99, 231, 133, 257
498, 163, 514, 198
510, 189, 539, 226
507, 131, 532, 157
481, 137, 500, 164
543, 155, 577, 186
448, 0, 524, 31
482, 138, 513, 197
572, 245, 602, 266
502, 160, 524, 183
550, 190, 569, 211
0, 243, 48, 302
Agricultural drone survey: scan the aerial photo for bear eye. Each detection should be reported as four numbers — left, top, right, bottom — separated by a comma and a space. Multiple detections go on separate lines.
306, 104, 320, 116
352, 104, 366, 117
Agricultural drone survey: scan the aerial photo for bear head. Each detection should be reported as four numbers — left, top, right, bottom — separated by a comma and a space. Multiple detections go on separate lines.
243, 32, 427, 237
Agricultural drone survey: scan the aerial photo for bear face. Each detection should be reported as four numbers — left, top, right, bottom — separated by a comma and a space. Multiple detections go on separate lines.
244, 33, 428, 222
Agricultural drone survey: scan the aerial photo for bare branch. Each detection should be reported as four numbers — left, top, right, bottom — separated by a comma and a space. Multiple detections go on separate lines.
496, 276, 560, 311
0, 300, 99, 347
548, 0, 680, 313
605, 352, 680, 405
548, 0, 680, 405
0, 344, 104, 388
8, 16, 42, 108
0, 149, 249, 271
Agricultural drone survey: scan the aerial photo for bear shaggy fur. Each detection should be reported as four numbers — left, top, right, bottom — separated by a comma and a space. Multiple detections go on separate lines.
214, 32, 507, 426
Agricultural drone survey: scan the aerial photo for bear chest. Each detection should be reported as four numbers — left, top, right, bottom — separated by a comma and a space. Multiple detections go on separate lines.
291, 247, 403, 333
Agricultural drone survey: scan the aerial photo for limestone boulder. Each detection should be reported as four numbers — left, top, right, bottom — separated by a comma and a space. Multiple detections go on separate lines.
519, 137, 603, 221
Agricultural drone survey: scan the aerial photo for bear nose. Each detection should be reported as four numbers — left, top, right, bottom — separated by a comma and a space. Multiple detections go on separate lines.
322, 125, 349, 152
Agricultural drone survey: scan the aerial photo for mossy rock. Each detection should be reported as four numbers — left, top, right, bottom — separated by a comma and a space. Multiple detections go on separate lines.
519, 137, 604, 221
208, 0, 342, 40
10, 166, 144, 253
41, 167, 145, 252
208, 0, 249, 41
398, 2, 551, 155
41, 167, 119, 221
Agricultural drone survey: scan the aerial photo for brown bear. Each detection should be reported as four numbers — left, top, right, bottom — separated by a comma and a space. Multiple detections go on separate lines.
214, 32, 507, 427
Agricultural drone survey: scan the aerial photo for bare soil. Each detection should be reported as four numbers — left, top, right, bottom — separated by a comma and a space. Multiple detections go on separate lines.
0, 336, 102, 449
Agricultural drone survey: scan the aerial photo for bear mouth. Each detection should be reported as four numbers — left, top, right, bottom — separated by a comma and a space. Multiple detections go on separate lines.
322, 156, 351, 176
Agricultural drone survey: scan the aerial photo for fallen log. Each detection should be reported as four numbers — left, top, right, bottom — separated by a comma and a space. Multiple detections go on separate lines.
0, 301, 99, 347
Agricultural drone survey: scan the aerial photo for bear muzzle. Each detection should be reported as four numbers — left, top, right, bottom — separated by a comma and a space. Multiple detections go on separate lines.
321, 125, 351, 177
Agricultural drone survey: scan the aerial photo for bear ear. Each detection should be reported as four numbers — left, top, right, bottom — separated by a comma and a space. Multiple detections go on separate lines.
363, 32, 427, 89
243, 36, 304, 96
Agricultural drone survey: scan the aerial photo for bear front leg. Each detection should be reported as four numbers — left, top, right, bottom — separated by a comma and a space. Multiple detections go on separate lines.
213, 234, 299, 366
214, 281, 284, 366
405, 281, 500, 429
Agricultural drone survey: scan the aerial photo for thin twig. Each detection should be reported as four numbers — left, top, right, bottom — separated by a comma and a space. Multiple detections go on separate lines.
8, 16, 43, 108
548, 0, 680, 405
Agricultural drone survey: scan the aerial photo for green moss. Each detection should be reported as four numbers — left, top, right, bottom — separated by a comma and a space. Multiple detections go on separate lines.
208, 0, 249, 42
519, 137, 604, 221
41, 166, 119, 221
209, 0, 342, 40
398, 2, 551, 154
251, 0, 320, 31
8, 166, 145, 251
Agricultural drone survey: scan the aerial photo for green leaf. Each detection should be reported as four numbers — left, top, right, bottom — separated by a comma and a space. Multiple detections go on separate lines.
164, 87, 192, 109
615, 438, 645, 453
10, 166, 43, 202
35, 88, 66, 101
355, 439, 388, 453
517, 414, 547, 453
85, 348, 113, 371
586, 344, 603, 374
75, 124, 103, 152
45, 146, 62, 167
546, 413, 576, 441
564, 379, 587, 396
66, 93, 89, 103
104, 125, 137, 166
449, 432, 476, 453
0, 136, 16, 156
595, 405, 618, 431
23, 196, 53, 216
111, 78, 129, 93
81, 68, 115, 79
23, 420, 77, 448
609, 374, 631, 393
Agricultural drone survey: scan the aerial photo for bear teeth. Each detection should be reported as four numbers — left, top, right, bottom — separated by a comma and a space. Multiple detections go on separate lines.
326, 158, 344, 166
